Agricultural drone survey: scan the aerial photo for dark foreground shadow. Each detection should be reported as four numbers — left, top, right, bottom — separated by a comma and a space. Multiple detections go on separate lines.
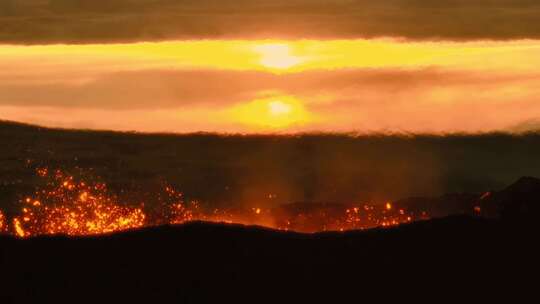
0, 216, 538, 303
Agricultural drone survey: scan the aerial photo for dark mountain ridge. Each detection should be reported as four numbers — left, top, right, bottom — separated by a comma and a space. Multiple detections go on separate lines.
478, 176, 540, 219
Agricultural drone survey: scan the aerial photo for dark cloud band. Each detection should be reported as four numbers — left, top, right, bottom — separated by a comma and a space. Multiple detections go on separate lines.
1, 0, 540, 43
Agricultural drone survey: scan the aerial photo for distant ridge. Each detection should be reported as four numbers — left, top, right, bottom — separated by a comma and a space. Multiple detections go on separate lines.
0, 119, 43, 129
478, 176, 540, 220
2, 118, 540, 137
504, 176, 540, 195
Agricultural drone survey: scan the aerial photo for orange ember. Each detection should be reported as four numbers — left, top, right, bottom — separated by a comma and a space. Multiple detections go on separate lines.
0, 168, 430, 237
273, 202, 422, 232
0, 211, 6, 233
480, 192, 491, 200
473, 206, 482, 214
9, 169, 145, 237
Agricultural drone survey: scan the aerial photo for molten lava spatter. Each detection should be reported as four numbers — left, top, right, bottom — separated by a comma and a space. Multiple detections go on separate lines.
0, 211, 6, 233
164, 186, 202, 224
10, 169, 145, 237
273, 202, 426, 232
0, 168, 430, 237
162, 185, 274, 227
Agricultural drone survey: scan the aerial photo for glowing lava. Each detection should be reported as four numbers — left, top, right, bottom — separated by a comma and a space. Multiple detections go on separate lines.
10, 169, 145, 237
0, 168, 430, 237
273, 202, 425, 233
0, 211, 6, 233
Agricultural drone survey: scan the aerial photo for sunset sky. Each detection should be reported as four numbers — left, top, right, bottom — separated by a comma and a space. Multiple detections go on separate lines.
1, 0, 540, 133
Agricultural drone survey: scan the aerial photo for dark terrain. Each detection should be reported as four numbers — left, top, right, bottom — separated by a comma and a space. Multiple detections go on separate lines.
0, 216, 537, 303
1, 175, 539, 302
1, 120, 539, 302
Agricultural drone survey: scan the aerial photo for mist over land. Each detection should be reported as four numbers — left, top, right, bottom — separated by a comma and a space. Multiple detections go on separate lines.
2, 120, 539, 215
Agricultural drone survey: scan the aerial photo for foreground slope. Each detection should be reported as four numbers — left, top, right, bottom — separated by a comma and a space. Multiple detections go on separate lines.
0, 217, 537, 302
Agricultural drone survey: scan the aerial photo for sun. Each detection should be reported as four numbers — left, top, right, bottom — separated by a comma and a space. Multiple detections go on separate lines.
228, 96, 312, 129
254, 43, 303, 70
268, 100, 292, 116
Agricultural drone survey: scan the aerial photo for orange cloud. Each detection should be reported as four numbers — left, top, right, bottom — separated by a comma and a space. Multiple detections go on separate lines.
1, 39, 540, 133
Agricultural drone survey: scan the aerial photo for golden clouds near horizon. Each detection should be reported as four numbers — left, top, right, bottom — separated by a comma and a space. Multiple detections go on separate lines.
2, 39, 540, 133
1, 39, 539, 73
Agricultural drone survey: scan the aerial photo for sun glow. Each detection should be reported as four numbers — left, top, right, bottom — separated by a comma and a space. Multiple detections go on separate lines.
1, 39, 539, 78
268, 100, 292, 116
228, 96, 313, 129
254, 43, 303, 70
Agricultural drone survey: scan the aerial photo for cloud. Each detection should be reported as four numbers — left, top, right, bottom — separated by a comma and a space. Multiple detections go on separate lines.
0, 70, 279, 109
2, 0, 540, 43
1, 67, 540, 133
0, 68, 540, 120
0, 69, 516, 110
1, 68, 540, 110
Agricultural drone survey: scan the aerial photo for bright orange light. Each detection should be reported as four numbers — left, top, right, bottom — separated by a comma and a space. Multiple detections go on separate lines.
0, 211, 6, 233
13, 218, 26, 238
0, 168, 430, 237
227, 95, 314, 129
10, 169, 146, 237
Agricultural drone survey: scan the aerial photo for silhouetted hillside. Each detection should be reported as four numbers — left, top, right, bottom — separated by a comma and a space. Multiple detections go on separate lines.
478, 176, 540, 220
395, 193, 481, 217
0, 217, 537, 303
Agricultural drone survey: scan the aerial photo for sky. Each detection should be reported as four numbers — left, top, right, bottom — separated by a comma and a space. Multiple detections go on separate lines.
1, 0, 540, 133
